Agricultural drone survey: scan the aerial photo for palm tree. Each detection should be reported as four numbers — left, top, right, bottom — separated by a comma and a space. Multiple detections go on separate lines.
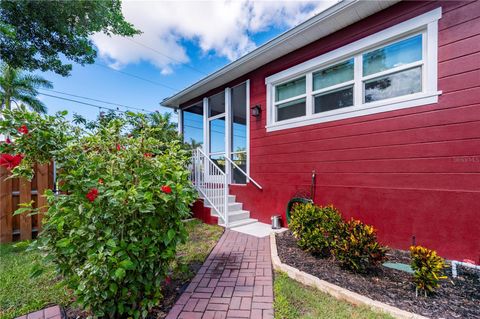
0, 64, 52, 113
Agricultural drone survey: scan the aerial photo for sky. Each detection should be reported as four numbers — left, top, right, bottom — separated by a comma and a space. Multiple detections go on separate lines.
38, 0, 337, 123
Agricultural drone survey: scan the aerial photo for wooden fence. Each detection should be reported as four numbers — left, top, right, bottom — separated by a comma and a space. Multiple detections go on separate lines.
0, 164, 54, 243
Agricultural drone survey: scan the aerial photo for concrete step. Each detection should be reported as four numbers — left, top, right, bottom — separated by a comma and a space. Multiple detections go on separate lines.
201, 195, 236, 207
228, 202, 243, 212
220, 218, 258, 228
227, 210, 250, 222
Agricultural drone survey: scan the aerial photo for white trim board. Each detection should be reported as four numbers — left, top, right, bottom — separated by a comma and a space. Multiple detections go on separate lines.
265, 7, 442, 133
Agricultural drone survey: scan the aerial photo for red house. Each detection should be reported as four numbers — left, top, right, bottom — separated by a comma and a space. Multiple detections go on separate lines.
162, 0, 480, 262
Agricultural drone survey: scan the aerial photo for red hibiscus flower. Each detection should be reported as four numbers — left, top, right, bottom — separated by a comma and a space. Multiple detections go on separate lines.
0, 154, 24, 170
161, 185, 172, 194
116, 144, 121, 151
18, 125, 29, 134
98, 178, 104, 184
144, 153, 152, 158
86, 188, 99, 202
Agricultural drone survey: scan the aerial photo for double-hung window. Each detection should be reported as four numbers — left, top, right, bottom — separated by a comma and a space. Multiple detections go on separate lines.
274, 76, 306, 121
265, 8, 441, 132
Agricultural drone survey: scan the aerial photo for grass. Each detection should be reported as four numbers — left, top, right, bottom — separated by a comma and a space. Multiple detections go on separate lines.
0, 219, 223, 319
172, 219, 224, 281
274, 272, 394, 319
0, 241, 70, 319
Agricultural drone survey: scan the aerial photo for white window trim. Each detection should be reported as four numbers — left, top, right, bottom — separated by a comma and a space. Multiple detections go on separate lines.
265, 7, 442, 132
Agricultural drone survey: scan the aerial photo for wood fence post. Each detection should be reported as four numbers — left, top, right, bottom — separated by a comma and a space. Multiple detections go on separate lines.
0, 167, 13, 243
19, 178, 32, 240
36, 163, 49, 231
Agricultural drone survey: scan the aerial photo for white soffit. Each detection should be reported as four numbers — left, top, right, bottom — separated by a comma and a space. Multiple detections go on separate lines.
161, 0, 401, 108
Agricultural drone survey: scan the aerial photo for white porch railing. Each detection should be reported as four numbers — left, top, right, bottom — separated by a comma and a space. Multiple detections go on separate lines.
190, 148, 229, 226
224, 156, 262, 190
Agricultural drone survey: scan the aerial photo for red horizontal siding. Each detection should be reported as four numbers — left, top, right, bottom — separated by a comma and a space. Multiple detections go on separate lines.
227, 0, 480, 261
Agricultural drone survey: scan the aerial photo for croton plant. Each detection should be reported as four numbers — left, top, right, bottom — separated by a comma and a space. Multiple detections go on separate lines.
0, 108, 196, 318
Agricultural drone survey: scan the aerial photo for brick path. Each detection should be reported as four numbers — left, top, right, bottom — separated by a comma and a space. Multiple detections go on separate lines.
15, 305, 62, 319
166, 230, 274, 319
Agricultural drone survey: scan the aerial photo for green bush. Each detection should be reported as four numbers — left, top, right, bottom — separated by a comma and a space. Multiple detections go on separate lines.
333, 219, 387, 273
0, 109, 196, 318
289, 203, 343, 256
410, 245, 447, 296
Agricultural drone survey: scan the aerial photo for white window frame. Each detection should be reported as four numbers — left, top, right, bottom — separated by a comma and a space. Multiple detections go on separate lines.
265, 7, 442, 132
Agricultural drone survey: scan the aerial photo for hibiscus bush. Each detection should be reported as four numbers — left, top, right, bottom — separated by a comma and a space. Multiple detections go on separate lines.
0, 108, 196, 317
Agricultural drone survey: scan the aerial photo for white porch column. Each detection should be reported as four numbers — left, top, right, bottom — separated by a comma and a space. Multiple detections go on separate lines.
202, 97, 209, 155
225, 87, 232, 183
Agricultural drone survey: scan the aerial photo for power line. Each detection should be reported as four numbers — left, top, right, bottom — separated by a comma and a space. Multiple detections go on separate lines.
126, 38, 208, 76
38, 92, 143, 114
39, 89, 155, 113
95, 63, 179, 92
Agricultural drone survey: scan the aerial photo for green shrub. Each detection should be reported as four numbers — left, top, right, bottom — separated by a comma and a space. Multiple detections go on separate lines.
0, 109, 196, 318
410, 245, 447, 296
333, 219, 387, 273
289, 203, 343, 256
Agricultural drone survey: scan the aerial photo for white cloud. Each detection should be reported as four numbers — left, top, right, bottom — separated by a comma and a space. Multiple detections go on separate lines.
91, 0, 337, 74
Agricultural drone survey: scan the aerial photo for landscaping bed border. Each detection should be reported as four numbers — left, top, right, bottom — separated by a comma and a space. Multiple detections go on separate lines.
269, 233, 428, 319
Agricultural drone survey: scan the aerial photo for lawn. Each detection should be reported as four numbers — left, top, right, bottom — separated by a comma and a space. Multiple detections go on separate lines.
0, 219, 223, 319
274, 272, 394, 319
0, 241, 69, 319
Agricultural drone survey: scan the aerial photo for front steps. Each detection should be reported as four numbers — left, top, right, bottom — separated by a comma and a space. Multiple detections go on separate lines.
204, 194, 258, 228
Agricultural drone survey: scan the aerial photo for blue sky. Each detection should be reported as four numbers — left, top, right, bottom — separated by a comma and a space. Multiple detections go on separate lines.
37, 1, 336, 123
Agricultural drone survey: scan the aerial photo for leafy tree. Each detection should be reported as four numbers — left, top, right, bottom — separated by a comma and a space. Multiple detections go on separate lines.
0, 64, 52, 113
0, 0, 140, 76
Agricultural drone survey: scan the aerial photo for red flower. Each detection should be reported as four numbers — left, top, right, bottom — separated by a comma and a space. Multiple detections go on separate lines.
5, 138, 11, 144
18, 125, 29, 134
0, 154, 23, 170
98, 178, 104, 184
86, 188, 99, 202
161, 185, 172, 194
144, 153, 152, 158
116, 144, 121, 151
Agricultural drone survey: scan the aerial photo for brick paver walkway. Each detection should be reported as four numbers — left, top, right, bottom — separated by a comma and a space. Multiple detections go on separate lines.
166, 230, 274, 319
15, 305, 62, 319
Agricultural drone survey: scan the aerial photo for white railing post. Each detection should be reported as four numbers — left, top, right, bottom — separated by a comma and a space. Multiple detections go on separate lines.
224, 174, 229, 227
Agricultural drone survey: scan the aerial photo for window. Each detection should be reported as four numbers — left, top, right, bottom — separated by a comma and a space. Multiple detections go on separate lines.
313, 59, 354, 113
362, 35, 423, 103
265, 8, 441, 132
274, 77, 306, 121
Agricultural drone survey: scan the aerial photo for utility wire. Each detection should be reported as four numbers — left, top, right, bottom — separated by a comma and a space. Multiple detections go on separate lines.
95, 63, 179, 92
39, 89, 155, 113
38, 92, 145, 114
126, 38, 208, 76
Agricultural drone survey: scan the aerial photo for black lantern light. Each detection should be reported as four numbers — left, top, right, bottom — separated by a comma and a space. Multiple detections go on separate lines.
251, 105, 261, 117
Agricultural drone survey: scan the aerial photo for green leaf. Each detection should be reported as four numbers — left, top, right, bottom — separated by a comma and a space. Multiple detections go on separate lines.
106, 239, 116, 248
13, 207, 32, 216
119, 259, 135, 270
114, 268, 126, 279
56, 238, 71, 248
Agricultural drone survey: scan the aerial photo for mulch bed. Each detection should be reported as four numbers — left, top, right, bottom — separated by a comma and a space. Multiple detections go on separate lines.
276, 231, 480, 319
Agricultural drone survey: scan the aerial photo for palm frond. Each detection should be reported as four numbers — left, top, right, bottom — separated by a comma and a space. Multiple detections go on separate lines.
15, 94, 48, 113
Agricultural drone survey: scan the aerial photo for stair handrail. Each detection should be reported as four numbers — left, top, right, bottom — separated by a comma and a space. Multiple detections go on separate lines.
191, 147, 229, 227
224, 156, 262, 190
